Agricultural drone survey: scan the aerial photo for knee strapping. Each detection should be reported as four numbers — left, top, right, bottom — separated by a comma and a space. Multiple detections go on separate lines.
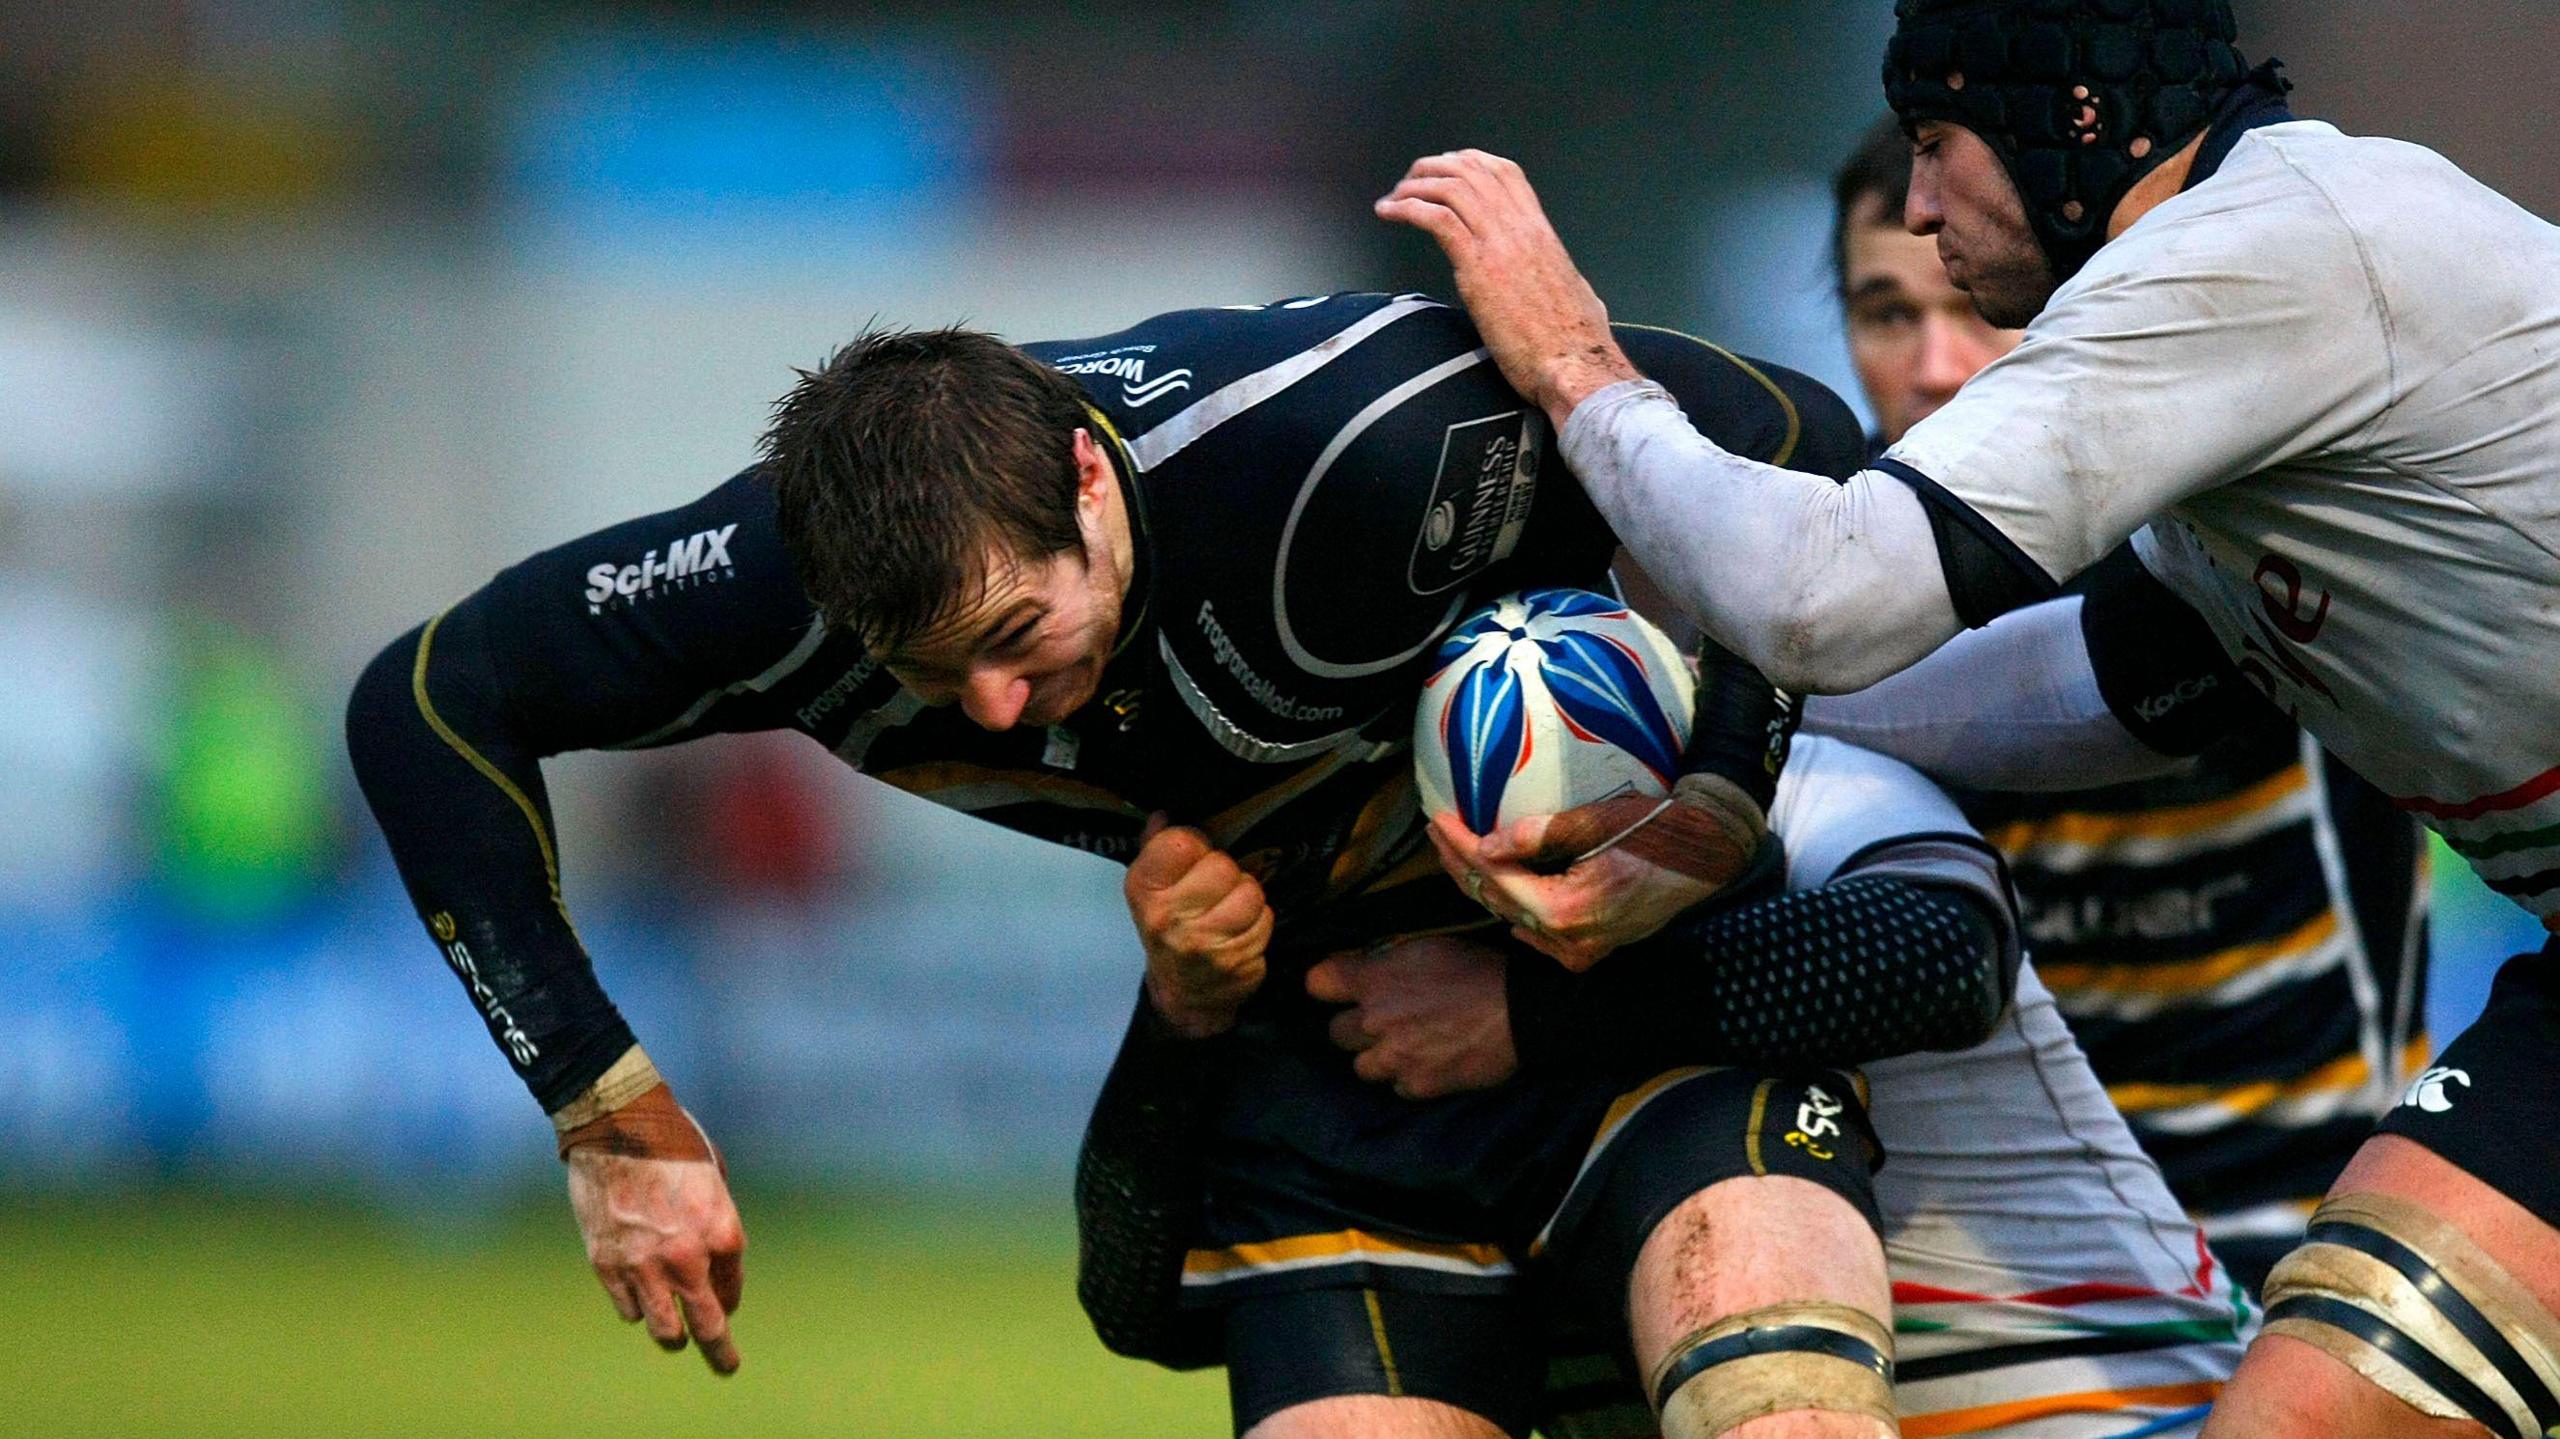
2262, 1192, 2560, 1439
1649, 1302, 1895, 1438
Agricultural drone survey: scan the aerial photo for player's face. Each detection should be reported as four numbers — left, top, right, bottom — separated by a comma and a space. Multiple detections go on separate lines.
1905, 121, 2058, 331
877, 432, 1131, 732
1841, 192, 2023, 445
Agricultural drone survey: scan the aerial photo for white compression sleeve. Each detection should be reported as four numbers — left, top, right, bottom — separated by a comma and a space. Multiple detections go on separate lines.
1559, 379, 1961, 694
1800, 596, 2189, 791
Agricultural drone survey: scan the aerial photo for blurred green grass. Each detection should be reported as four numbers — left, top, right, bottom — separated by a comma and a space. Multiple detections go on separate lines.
3, 1188, 1225, 1439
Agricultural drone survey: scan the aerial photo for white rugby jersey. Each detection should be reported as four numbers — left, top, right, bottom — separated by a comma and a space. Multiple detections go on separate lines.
1885, 121, 2560, 925
1768, 736, 2252, 1436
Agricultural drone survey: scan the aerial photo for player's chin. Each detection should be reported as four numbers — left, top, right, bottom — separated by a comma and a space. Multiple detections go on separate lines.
1028, 668, 1102, 728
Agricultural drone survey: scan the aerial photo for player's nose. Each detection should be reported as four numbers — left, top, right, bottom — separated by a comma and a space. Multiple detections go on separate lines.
1915, 314, 1988, 396
1905, 169, 1945, 237
959, 667, 1032, 731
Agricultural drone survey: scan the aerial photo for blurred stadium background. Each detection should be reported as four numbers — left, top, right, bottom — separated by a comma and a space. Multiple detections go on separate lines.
0, 2, 2550, 1434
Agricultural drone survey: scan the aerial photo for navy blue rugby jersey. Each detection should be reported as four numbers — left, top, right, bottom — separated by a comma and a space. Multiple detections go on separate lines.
345, 293, 1866, 1111
1953, 716, 2429, 1289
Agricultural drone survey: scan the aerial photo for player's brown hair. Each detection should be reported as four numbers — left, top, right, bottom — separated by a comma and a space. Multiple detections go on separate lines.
764, 325, 1090, 651
1831, 116, 1915, 300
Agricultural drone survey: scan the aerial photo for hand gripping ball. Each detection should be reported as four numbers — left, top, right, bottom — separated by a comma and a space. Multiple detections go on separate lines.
1415, 588, 1696, 837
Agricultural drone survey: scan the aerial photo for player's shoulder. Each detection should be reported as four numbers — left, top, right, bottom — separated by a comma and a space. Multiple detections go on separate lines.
2077, 122, 2373, 296
1611, 323, 1866, 479
2241, 119, 2482, 210
491, 466, 787, 620
2237, 123, 2560, 319
1025, 292, 1458, 434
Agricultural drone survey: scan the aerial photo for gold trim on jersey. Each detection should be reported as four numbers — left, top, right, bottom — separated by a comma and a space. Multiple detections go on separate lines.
1980, 762, 2311, 861
1744, 1076, 1774, 1175
412, 609, 574, 927
1530, 1067, 1718, 1257
1360, 1289, 1406, 1396
868, 761, 1144, 817
2037, 908, 2339, 1001
1614, 323, 1803, 468
1524, 1066, 1877, 1260
1201, 744, 1372, 853
2106, 1036, 2430, 1128
1081, 401, 1151, 662
1180, 1229, 1514, 1288
1323, 771, 1421, 901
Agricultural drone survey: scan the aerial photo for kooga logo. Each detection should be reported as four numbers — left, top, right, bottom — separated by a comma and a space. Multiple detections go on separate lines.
584, 524, 738, 611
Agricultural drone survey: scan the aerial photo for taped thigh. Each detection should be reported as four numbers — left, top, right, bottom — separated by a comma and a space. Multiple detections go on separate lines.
2261, 1191, 2560, 1439
1649, 1301, 1895, 1438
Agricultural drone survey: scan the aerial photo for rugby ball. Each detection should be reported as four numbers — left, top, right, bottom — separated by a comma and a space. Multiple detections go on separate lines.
1415, 589, 1695, 837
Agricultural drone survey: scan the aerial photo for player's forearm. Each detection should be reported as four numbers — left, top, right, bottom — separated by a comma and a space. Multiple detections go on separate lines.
1801, 596, 2187, 790
1802, 550, 2282, 789
1560, 381, 1960, 694
1507, 876, 2017, 1075
346, 617, 639, 1114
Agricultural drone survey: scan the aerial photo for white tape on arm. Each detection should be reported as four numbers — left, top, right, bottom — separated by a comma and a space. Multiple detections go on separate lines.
548, 1045, 663, 1134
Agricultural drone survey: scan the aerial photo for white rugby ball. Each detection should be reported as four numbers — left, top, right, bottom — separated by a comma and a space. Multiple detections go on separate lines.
1415, 588, 1695, 837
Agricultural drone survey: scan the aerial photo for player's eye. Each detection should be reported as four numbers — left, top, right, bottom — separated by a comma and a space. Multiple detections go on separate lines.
885, 663, 953, 696
1851, 300, 1920, 332
991, 617, 1043, 656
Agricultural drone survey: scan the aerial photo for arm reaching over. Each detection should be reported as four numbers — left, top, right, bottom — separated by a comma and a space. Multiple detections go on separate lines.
1379, 149, 1963, 693
1805, 546, 2282, 789
1312, 858, 2016, 1097
1340, 736, 2025, 1093
1508, 869, 2015, 1078
1381, 148, 2379, 702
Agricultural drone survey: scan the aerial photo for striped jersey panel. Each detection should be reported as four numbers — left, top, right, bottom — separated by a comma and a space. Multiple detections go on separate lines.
1954, 722, 2429, 1240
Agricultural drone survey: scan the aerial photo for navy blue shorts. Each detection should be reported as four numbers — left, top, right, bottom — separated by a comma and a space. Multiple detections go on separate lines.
2376, 936, 2560, 1226
1201, 1051, 1882, 1436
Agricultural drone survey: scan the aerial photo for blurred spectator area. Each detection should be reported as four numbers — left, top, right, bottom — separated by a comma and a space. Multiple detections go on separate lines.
0, 0, 2550, 1199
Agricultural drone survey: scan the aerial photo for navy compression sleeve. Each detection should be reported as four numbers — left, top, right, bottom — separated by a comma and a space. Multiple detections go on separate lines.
1506, 874, 2018, 1077
345, 469, 826, 1113
346, 617, 638, 1112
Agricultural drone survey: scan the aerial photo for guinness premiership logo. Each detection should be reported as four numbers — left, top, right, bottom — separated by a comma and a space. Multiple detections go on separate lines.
1408, 411, 1541, 595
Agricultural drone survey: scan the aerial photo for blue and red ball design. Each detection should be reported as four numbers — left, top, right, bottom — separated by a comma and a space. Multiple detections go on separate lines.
1415, 589, 1696, 836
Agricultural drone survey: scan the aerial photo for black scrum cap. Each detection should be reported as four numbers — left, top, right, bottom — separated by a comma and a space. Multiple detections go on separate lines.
1885, 0, 2248, 279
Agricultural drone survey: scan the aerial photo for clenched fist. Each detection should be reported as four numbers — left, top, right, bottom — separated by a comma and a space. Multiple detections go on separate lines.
1123, 814, 1274, 1037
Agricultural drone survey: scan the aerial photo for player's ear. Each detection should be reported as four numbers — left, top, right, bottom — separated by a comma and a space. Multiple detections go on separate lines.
1072, 428, 1111, 509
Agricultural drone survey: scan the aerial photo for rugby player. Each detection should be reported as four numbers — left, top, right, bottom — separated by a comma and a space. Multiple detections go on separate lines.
1825, 117, 2431, 1295
346, 295, 1969, 1435
1380, 2, 2560, 1435
1092, 728, 2254, 1438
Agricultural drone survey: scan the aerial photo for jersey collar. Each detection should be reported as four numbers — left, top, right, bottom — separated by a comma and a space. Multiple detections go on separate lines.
1082, 402, 1154, 661
2184, 60, 2297, 193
